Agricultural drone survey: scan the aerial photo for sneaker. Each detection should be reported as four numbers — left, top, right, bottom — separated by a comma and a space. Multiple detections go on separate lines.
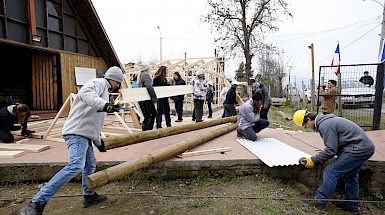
332, 201, 360, 213
208, 116, 212, 118
20, 201, 47, 215
175, 119, 183, 122
83, 192, 107, 208
303, 199, 326, 209
237, 129, 246, 138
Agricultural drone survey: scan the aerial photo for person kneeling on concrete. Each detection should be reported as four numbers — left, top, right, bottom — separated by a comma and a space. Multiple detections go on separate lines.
0, 103, 31, 143
293, 110, 375, 212
237, 92, 269, 141
20, 66, 124, 215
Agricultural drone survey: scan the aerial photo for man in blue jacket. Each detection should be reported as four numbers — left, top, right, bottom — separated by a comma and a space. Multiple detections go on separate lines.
293, 110, 375, 213
248, 79, 272, 120
20, 66, 124, 215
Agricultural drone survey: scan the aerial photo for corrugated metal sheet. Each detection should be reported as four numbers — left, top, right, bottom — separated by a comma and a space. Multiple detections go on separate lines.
237, 138, 311, 167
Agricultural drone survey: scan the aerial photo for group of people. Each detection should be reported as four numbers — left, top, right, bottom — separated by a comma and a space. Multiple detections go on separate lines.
12, 65, 375, 215
135, 62, 186, 130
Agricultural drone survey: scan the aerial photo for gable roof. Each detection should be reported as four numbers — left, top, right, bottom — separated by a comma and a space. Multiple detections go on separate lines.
70, 0, 121, 68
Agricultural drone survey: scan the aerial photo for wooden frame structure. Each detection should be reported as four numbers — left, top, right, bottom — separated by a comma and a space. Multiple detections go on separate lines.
124, 57, 243, 111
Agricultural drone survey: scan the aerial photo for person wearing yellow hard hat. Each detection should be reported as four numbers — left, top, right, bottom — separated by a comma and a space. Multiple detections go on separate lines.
293, 110, 375, 212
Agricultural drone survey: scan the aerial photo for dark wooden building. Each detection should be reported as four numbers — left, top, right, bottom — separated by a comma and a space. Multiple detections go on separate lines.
0, 0, 120, 110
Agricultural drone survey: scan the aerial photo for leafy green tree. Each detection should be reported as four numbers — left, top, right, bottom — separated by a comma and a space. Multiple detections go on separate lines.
235, 62, 247, 82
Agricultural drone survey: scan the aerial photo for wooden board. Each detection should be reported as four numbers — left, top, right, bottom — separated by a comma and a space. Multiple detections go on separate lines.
0, 151, 24, 158
0, 144, 50, 153
121, 85, 193, 103
181, 147, 232, 157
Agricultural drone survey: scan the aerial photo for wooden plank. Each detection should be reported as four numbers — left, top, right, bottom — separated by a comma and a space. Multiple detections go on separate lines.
16, 138, 30, 144
181, 147, 232, 157
113, 112, 133, 133
0, 144, 50, 153
121, 85, 193, 103
0, 151, 24, 159
45, 137, 65, 143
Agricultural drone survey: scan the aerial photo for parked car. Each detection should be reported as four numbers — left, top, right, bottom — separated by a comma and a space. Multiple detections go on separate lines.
340, 80, 375, 108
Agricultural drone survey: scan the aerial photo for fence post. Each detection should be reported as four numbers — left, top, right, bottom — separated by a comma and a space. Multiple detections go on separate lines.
373, 64, 384, 130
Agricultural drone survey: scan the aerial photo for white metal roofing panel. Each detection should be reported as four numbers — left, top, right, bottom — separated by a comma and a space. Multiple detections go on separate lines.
237, 138, 311, 167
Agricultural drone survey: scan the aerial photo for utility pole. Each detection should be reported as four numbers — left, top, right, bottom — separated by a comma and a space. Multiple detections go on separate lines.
379, 1, 385, 56
309, 43, 316, 112
157, 26, 162, 63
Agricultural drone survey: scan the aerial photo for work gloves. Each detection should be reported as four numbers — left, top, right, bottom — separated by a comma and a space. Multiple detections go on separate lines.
303, 158, 315, 168
93, 140, 106, 152
103, 103, 119, 113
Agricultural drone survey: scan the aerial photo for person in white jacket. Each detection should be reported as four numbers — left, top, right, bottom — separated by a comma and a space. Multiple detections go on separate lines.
192, 69, 208, 122
20, 66, 124, 215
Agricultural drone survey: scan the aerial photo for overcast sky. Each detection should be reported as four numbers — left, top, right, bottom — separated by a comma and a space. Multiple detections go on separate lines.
91, 0, 384, 84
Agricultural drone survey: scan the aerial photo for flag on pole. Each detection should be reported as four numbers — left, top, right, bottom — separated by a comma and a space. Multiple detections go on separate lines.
379, 39, 385, 64
331, 44, 340, 76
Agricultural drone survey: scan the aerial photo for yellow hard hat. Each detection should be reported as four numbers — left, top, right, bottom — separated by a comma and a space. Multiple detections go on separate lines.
293, 110, 307, 127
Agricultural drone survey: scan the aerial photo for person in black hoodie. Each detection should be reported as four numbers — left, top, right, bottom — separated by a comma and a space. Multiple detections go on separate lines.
293, 110, 375, 213
223, 81, 239, 117
153, 66, 171, 128
0, 103, 30, 143
170, 72, 186, 122
206, 81, 215, 118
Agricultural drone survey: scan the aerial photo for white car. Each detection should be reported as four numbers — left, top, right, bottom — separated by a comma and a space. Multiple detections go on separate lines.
340, 80, 375, 108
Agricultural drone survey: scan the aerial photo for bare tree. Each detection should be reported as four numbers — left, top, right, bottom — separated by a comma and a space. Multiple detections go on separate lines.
204, 0, 291, 80
257, 46, 292, 97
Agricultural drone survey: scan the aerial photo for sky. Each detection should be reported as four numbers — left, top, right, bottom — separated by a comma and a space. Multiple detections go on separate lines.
91, 0, 384, 85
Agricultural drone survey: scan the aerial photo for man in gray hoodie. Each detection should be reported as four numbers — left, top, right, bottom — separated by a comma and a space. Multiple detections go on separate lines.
20, 66, 124, 215
293, 110, 375, 212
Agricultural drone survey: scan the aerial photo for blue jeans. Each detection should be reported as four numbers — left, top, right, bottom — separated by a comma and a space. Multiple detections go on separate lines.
32, 135, 96, 203
238, 119, 269, 141
315, 152, 373, 210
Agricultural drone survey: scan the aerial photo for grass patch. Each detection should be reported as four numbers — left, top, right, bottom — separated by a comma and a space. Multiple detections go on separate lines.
186, 198, 213, 208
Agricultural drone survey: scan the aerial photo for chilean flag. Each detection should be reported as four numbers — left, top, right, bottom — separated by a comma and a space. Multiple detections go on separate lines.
331, 44, 340, 76
379, 39, 385, 63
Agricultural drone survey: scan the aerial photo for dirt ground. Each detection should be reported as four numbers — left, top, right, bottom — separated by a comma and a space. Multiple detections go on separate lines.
1, 175, 384, 215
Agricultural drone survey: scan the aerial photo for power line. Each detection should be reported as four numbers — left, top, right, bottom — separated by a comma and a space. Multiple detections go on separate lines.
271, 16, 380, 38
315, 23, 381, 65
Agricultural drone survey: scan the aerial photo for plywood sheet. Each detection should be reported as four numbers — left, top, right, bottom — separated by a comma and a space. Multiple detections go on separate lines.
0, 144, 50, 153
121, 85, 193, 103
0, 151, 24, 158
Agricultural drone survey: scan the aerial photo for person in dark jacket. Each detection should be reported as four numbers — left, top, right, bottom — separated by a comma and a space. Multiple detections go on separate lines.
206, 81, 215, 118
170, 72, 186, 122
138, 62, 157, 131
293, 110, 375, 213
237, 92, 269, 141
248, 79, 272, 120
223, 81, 239, 117
359, 71, 374, 87
153, 66, 171, 128
0, 103, 30, 143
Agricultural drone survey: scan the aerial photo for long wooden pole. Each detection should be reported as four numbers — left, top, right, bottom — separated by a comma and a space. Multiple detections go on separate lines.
103, 116, 237, 150
86, 123, 238, 190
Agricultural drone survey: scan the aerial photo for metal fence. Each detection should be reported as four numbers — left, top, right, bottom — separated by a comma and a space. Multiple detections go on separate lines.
317, 63, 384, 130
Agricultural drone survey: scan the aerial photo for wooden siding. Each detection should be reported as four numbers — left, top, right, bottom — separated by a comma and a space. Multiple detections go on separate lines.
32, 54, 58, 110
60, 52, 108, 103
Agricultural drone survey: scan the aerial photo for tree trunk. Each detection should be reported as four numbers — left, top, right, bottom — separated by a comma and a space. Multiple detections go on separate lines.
86, 123, 238, 190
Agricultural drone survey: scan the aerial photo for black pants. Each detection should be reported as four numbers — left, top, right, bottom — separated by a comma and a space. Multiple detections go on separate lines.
194, 99, 204, 122
174, 100, 184, 120
207, 102, 212, 117
156, 98, 171, 128
224, 103, 237, 117
0, 129, 14, 143
139, 100, 157, 131
260, 105, 270, 120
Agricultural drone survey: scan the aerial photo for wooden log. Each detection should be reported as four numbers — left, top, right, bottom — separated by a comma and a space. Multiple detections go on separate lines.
103, 116, 237, 150
86, 123, 238, 190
